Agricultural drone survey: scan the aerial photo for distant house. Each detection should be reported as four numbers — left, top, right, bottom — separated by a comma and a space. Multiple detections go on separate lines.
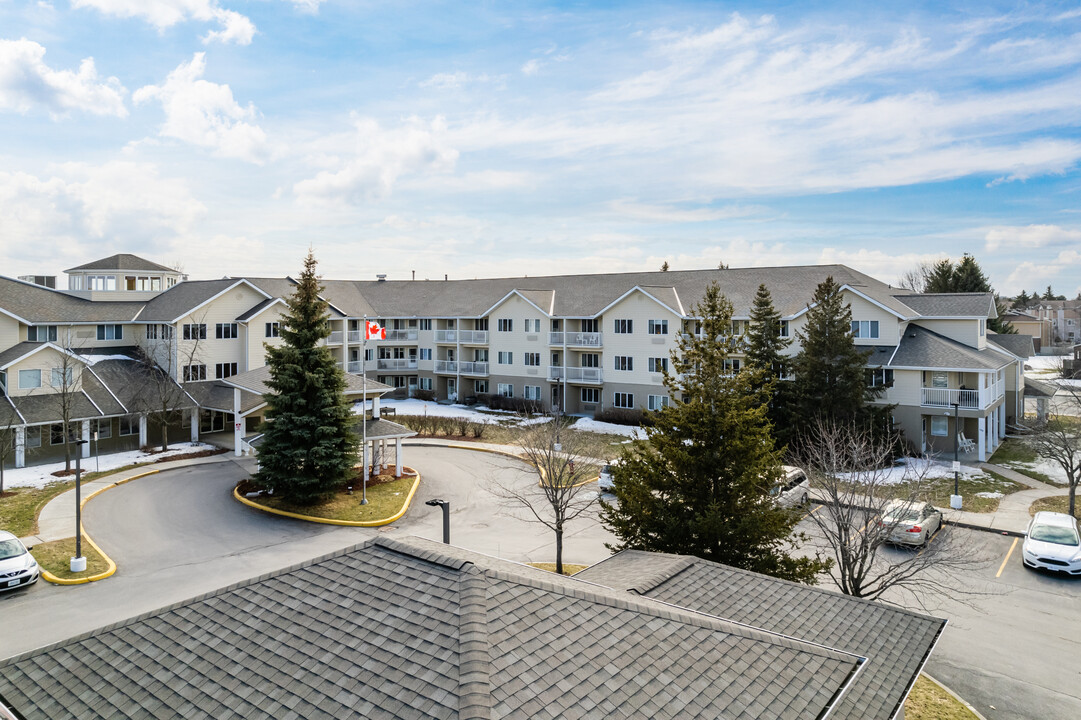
1001, 309, 1051, 352
0, 536, 945, 719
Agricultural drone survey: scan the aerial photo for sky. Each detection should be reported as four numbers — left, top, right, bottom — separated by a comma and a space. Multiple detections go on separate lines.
1, 1, 1080, 297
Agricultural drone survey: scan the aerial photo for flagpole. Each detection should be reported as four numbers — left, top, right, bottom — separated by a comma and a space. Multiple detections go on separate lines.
361, 315, 369, 505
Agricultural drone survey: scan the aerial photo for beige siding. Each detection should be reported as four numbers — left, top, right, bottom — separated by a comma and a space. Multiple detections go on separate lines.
489, 295, 549, 382
5, 348, 83, 397
598, 291, 681, 407
844, 292, 900, 347
244, 304, 287, 371
915, 319, 981, 348
175, 283, 268, 379
0, 316, 20, 350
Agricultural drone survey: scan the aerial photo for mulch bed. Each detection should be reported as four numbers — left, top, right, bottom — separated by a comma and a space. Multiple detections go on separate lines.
237, 466, 406, 497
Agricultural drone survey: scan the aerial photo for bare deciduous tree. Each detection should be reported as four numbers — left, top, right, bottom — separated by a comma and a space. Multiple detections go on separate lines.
51, 333, 87, 473
798, 419, 985, 610
0, 397, 23, 494
490, 414, 600, 574
896, 261, 936, 293
1026, 380, 1081, 516
132, 320, 203, 451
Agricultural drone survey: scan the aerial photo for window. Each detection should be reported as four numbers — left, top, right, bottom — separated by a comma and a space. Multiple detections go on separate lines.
524, 352, 541, 366
648, 357, 668, 373
581, 353, 599, 368
199, 410, 227, 433
497, 318, 513, 332
614, 355, 633, 371
50, 367, 74, 387
614, 319, 633, 334
581, 387, 600, 404
980, 319, 986, 336
648, 319, 668, 335
498, 351, 513, 365
419, 377, 433, 391
724, 358, 741, 372
97, 324, 123, 341
216, 323, 239, 339
474, 380, 488, 394
146, 324, 158, 340
119, 416, 138, 436
931, 371, 948, 389
87, 275, 116, 291
524, 385, 542, 400
524, 319, 540, 333
68, 275, 83, 290
850, 320, 879, 339
779, 320, 790, 338
648, 395, 669, 411
497, 383, 514, 397
18, 369, 41, 389
365, 349, 374, 361
25, 426, 41, 448
265, 322, 280, 338
581, 319, 599, 333
419, 348, 432, 360
183, 364, 207, 382
419, 319, 432, 331
613, 392, 634, 408
161, 325, 174, 340
930, 416, 948, 437
869, 368, 894, 387
125, 276, 161, 291
183, 324, 207, 340
216, 362, 238, 379
93, 419, 112, 440
167, 277, 177, 288
27, 326, 57, 342
51, 424, 78, 445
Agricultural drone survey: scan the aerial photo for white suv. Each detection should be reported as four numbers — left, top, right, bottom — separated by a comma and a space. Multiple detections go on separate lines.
770, 466, 810, 509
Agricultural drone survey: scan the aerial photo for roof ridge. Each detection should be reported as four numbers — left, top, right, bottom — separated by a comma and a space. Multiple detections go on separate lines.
458, 565, 492, 719
626, 555, 696, 594
373, 535, 473, 571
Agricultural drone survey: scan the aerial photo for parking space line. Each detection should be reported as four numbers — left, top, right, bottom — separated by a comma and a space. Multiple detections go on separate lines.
996, 537, 1019, 578
805, 505, 823, 518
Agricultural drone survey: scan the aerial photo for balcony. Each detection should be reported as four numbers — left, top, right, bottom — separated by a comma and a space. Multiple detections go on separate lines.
548, 366, 603, 384
434, 360, 458, 374
921, 381, 1004, 411
458, 330, 488, 344
434, 330, 458, 343
549, 331, 602, 347
347, 330, 362, 343
324, 330, 343, 345
377, 358, 418, 371
387, 329, 418, 342
459, 361, 489, 376
347, 360, 363, 373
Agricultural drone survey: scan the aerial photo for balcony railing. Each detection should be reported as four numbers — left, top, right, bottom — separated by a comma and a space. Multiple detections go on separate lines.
921, 381, 1004, 410
549, 331, 602, 347
434, 360, 458, 374
324, 330, 343, 345
458, 330, 488, 344
459, 361, 489, 376
377, 358, 418, 371
434, 330, 458, 343
387, 329, 418, 342
347, 361, 363, 373
347, 330, 362, 343
548, 366, 603, 384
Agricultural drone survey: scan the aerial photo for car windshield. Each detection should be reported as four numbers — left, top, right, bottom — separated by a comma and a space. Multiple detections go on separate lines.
0, 539, 26, 561
1029, 524, 1080, 546
885, 508, 920, 522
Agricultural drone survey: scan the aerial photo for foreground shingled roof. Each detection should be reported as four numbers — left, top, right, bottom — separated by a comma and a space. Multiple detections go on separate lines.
0, 536, 866, 720
575, 550, 947, 720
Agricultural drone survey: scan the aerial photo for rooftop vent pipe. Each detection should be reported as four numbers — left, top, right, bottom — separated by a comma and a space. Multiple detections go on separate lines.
376, 274, 387, 282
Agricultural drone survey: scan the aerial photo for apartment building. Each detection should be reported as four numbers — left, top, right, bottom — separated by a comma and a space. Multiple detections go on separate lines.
1033, 299, 1081, 345
2, 254, 1032, 468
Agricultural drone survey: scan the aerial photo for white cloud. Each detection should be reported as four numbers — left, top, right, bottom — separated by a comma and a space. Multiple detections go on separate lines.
521, 59, 543, 76
71, 0, 255, 45
134, 53, 270, 164
817, 248, 950, 286
287, 0, 325, 13
1005, 250, 1081, 294
0, 38, 126, 117
0, 162, 205, 257
985, 224, 1081, 252
609, 200, 768, 223
293, 116, 459, 204
420, 71, 503, 90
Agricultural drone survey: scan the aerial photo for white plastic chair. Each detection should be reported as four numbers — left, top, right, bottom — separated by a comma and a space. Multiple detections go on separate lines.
957, 433, 976, 453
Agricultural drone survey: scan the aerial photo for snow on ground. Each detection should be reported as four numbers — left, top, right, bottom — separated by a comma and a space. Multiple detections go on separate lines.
374, 399, 646, 438
570, 417, 646, 440
840, 457, 991, 486
1001, 457, 1069, 485
81, 354, 137, 366
1025, 355, 1069, 373
976, 491, 1004, 499
3, 442, 220, 490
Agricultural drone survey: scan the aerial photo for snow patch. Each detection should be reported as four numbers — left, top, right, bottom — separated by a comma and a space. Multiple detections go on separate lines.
81, 354, 137, 366
976, 491, 1004, 499
2, 442, 221, 490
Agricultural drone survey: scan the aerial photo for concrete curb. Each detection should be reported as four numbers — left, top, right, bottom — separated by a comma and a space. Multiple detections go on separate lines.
921, 673, 990, 720
405, 439, 602, 488
233, 469, 421, 527
38, 468, 160, 585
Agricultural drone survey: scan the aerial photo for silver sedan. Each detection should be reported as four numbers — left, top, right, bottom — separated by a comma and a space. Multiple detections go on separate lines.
881, 500, 942, 547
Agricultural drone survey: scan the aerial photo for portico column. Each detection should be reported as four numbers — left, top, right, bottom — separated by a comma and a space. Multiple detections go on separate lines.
395, 437, 403, 478
81, 420, 91, 458
138, 415, 148, 447
190, 408, 199, 442
15, 426, 25, 468
233, 388, 243, 457
999, 404, 1006, 439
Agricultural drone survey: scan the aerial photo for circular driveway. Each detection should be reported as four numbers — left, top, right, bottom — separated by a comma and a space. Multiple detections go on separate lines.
0, 445, 613, 659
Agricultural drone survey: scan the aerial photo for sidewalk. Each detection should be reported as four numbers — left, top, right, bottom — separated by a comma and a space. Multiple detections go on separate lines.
940, 462, 1061, 535
20, 453, 255, 547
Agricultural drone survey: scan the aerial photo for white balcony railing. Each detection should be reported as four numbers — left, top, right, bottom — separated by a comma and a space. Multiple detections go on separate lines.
325, 330, 343, 345
548, 366, 603, 384
387, 329, 418, 342
458, 330, 488, 344
921, 381, 1004, 410
434, 360, 458, 374
459, 361, 489, 376
347, 330, 362, 343
549, 331, 602, 347
347, 361, 363, 373
434, 330, 457, 343
377, 358, 418, 371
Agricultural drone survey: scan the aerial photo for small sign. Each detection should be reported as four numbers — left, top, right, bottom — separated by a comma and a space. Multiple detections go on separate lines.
235, 422, 242, 431
952, 461, 960, 472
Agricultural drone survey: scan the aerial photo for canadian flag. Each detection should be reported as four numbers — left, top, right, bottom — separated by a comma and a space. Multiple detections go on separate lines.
366, 321, 386, 340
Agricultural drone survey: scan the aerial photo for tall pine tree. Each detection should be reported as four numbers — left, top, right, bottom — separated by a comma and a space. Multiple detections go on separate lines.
255, 251, 358, 504
744, 284, 794, 448
912, 255, 1015, 333
791, 276, 880, 425
600, 282, 828, 584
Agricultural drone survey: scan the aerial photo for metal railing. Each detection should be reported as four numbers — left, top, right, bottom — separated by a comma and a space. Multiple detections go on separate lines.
549, 331, 602, 347
921, 380, 1005, 410
347, 361, 363, 373
434, 330, 458, 343
347, 330, 362, 343
548, 366, 603, 383
387, 329, 418, 341
376, 358, 418, 371
324, 330, 343, 345
459, 361, 489, 376
458, 330, 488, 344
434, 360, 458, 374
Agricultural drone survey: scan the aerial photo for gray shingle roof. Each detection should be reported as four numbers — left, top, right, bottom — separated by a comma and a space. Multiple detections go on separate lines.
0, 342, 45, 369
0, 277, 144, 324
137, 279, 255, 323
64, 254, 176, 274
0, 536, 865, 720
221, 364, 391, 398
892, 293, 995, 318
987, 333, 1035, 360
890, 325, 1012, 370
576, 550, 947, 720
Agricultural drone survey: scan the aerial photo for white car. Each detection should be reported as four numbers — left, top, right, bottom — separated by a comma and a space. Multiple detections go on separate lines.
881, 500, 942, 547
770, 466, 810, 508
0, 531, 40, 593
1023, 511, 1081, 575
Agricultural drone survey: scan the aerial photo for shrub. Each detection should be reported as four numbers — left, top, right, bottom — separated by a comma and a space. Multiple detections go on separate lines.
478, 393, 542, 413
471, 422, 486, 438
592, 407, 651, 427
413, 389, 436, 401
456, 417, 471, 437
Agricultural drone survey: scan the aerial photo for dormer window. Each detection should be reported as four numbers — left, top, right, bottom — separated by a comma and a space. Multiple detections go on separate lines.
850, 320, 879, 339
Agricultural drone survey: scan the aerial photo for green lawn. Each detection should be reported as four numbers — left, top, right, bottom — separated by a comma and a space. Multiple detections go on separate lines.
893, 470, 1028, 513
988, 438, 1056, 485
255, 474, 417, 522
905, 675, 979, 720
30, 535, 110, 580
1029, 495, 1080, 520
0, 481, 76, 537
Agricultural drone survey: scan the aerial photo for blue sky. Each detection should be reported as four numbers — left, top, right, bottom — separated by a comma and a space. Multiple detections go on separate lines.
2, 1, 1080, 297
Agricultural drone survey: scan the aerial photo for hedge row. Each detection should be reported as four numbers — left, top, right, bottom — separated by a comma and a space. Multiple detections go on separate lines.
396, 415, 488, 438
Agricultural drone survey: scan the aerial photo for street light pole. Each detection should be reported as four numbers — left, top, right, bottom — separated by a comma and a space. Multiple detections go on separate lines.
71, 438, 89, 573
950, 402, 962, 510
425, 499, 450, 544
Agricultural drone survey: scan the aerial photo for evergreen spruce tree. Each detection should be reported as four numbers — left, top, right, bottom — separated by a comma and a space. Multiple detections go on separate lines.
1013, 290, 1030, 309
1044, 286, 1055, 301
744, 284, 794, 448
600, 282, 828, 584
791, 276, 881, 425
924, 260, 955, 293
952, 253, 990, 292
255, 251, 358, 504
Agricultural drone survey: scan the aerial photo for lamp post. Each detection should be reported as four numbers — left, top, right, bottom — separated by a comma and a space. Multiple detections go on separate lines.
71, 438, 89, 573
425, 499, 450, 544
950, 402, 962, 510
